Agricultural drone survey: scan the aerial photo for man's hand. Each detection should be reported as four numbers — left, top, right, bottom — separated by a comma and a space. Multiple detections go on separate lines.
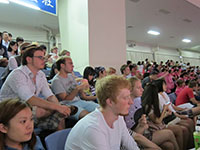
56, 105, 71, 117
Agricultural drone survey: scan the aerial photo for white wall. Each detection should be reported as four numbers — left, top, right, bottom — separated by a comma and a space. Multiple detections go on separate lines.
126, 42, 200, 66
0, 22, 48, 42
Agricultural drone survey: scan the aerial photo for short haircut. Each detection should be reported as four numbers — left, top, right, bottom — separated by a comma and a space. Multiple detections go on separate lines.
59, 50, 70, 56
22, 44, 43, 65
128, 76, 140, 94
56, 56, 71, 71
189, 80, 197, 88
40, 44, 47, 50
96, 75, 130, 108
16, 37, 24, 43
8, 33, 12, 37
176, 79, 184, 86
120, 64, 128, 74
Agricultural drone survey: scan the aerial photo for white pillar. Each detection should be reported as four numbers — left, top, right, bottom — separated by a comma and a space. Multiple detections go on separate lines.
58, 0, 126, 74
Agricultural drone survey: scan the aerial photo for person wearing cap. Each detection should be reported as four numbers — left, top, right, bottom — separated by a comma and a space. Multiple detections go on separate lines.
141, 69, 159, 88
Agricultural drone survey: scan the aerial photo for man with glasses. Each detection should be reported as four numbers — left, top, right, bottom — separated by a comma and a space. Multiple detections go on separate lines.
0, 44, 71, 131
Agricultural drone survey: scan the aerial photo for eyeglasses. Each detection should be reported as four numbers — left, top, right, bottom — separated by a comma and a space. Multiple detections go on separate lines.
33, 56, 46, 60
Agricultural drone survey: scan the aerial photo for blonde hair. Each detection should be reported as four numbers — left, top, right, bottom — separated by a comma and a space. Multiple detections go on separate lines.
96, 75, 130, 108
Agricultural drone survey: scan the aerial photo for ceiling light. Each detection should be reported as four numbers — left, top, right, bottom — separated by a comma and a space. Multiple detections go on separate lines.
0, 0, 9, 4
147, 30, 160, 35
182, 38, 191, 43
9, 0, 40, 10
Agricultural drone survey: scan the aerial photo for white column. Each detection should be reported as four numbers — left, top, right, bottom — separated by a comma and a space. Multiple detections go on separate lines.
58, 0, 126, 74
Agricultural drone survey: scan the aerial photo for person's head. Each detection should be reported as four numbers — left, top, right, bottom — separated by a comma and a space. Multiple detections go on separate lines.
83, 66, 95, 82
51, 46, 58, 54
128, 77, 143, 98
150, 69, 159, 80
59, 50, 70, 57
189, 80, 198, 90
16, 37, 24, 46
95, 66, 106, 79
129, 64, 137, 72
127, 60, 132, 66
8, 33, 12, 42
107, 67, 116, 75
19, 42, 31, 55
39, 45, 47, 55
7, 41, 18, 54
142, 83, 160, 117
22, 44, 45, 70
152, 79, 166, 93
56, 56, 73, 73
0, 99, 36, 150
96, 75, 132, 115
176, 79, 184, 87
120, 64, 130, 75
2, 31, 8, 42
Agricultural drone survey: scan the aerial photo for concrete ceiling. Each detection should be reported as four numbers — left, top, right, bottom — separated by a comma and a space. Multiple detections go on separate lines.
0, 0, 200, 51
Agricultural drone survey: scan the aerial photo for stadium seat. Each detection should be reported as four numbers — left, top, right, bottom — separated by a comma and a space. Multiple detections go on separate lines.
45, 128, 71, 150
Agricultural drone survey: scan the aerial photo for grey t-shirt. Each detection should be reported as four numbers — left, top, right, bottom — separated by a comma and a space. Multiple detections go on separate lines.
51, 74, 80, 103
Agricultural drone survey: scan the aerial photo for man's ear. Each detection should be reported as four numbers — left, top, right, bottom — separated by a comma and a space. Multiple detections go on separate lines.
26, 56, 32, 64
61, 63, 65, 69
106, 98, 113, 107
0, 123, 8, 133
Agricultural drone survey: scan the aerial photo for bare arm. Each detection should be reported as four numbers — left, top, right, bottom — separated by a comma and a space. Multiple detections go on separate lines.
133, 133, 161, 150
190, 97, 200, 105
80, 91, 97, 101
27, 96, 71, 116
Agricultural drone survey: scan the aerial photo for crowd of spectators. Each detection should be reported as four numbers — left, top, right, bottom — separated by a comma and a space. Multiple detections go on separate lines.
0, 30, 199, 150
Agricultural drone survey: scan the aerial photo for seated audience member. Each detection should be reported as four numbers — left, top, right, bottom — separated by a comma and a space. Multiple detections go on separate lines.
120, 64, 131, 78
0, 99, 44, 150
83, 66, 97, 99
153, 79, 194, 149
142, 84, 180, 150
175, 80, 200, 106
141, 69, 159, 88
0, 32, 8, 67
0, 44, 71, 130
65, 75, 139, 150
94, 66, 107, 80
2, 31, 9, 49
175, 79, 185, 96
51, 56, 99, 120
1, 42, 30, 83
59, 49, 70, 57
125, 77, 178, 150
8, 33, 12, 42
7, 41, 18, 58
106, 67, 116, 75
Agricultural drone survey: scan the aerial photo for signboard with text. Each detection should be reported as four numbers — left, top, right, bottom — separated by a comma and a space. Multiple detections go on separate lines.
22, 0, 57, 15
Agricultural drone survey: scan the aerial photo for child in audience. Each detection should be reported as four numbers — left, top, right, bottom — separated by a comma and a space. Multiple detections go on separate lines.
0, 99, 44, 150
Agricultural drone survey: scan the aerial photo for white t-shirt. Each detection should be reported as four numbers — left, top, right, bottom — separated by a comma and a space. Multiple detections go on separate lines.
65, 108, 139, 150
158, 92, 175, 113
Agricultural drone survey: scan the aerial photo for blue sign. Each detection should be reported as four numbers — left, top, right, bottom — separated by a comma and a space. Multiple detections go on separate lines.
18, 0, 57, 15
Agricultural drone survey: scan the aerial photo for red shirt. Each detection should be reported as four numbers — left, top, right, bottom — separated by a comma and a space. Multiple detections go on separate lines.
175, 87, 194, 105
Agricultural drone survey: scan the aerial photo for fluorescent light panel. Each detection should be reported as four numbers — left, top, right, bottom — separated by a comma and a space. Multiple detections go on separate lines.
0, 0, 9, 4
9, 0, 40, 10
182, 38, 191, 43
147, 30, 160, 35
